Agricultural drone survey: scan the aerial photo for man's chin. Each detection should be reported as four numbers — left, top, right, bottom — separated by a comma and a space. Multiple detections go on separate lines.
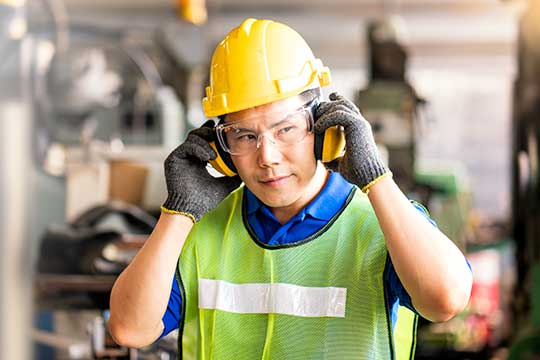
257, 195, 295, 209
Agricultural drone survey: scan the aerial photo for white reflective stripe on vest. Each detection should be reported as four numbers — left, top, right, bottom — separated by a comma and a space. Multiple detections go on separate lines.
198, 278, 347, 318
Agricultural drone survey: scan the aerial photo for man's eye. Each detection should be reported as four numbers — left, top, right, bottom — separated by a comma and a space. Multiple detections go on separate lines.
278, 126, 295, 135
230, 128, 256, 140
235, 133, 257, 141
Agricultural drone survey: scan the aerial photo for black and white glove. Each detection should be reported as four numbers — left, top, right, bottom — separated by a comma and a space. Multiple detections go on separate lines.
162, 120, 241, 222
315, 93, 391, 192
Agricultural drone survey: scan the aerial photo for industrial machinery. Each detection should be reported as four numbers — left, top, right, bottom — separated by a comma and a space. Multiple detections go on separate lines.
17, 1, 211, 358
355, 17, 512, 359
34, 202, 169, 359
355, 17, 426, 195
509, 0, 540, 357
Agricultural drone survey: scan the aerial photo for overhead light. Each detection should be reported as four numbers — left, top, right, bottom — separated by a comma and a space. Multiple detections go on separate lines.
8, 15, 26, 39
0, 0, 25, 7
177, 0, 207, 25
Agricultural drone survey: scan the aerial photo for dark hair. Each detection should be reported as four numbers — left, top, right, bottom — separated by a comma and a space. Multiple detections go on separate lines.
299, 87, 322, 104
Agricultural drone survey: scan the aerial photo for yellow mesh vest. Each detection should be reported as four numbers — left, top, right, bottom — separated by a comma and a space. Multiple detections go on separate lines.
176, 186, 417, 359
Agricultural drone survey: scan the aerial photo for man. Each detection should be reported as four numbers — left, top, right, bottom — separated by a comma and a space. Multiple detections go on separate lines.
108, 18, 472, 359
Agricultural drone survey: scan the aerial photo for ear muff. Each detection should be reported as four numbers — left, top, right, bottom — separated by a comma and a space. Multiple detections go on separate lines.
311, 96, 346, 163
207, 117, 238, 177
208, 141, 238, 176
314, 125, 346, 163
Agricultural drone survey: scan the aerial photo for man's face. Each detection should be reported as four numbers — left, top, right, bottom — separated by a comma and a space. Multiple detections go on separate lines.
225, 95, 325, 215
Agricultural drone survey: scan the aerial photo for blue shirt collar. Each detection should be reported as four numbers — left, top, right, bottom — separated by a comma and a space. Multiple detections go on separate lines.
245, 171, 354, 221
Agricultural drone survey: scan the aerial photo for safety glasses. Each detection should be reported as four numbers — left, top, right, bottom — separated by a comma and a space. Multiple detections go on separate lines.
215, 100, 318, 156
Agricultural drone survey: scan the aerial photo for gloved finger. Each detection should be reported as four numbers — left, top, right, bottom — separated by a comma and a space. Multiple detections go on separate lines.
167, 134, 216, 165
315, 105, 358, 126
189, 125, 215, 142
181, 134, 217, 161
314, 109, 363, 134
314, 101, 331, 116
315, 99, 360, 119
329, 92, 361, 114
202, 119, 216, 128
317, 103, 357, 118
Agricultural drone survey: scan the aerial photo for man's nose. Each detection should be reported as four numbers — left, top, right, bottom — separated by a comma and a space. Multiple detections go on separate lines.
257, 135, 281, 167
256, 133, 278, 148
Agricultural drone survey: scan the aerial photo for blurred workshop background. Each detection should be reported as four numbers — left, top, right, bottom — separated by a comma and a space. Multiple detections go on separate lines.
1, 0, 539, 359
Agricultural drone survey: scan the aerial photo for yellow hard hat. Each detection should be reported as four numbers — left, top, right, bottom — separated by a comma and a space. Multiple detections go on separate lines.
202, 18, 331, 117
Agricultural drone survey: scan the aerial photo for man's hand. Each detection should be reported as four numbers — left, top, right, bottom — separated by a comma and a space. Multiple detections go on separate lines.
162, 120, 242, 221
314, 92, 390, 192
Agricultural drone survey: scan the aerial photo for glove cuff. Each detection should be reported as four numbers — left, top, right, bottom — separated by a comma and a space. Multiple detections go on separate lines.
356, 158, 391, 193
361, 172, 393, 194
162, 192, 203, 222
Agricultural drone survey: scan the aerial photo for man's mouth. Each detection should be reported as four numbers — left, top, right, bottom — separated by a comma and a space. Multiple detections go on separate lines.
259, 175, 291, 187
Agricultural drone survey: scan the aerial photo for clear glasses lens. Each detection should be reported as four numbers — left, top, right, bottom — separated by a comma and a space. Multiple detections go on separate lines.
217, 107, 313, 155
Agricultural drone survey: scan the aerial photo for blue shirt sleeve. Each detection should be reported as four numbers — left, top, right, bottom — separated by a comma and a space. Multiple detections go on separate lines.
160, 276, 182, 338
385, 259, 415, 329
385, 201, 435, 319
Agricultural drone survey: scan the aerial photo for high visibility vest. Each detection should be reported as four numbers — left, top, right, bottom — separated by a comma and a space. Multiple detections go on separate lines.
176, 186, 417, 359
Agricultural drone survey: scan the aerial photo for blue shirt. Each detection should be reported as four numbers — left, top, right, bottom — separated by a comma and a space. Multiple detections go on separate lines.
161, 172, 436, 338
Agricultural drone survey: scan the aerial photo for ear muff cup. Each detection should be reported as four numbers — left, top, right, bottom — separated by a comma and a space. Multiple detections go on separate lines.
314, 125, 346, 163
207, 116, 239, 177
208, 141, 238, 177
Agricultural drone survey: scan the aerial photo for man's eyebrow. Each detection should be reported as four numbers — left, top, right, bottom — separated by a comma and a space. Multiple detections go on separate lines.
226, 107, 302, 130
268, 118, 291, 130
268, 108, 303, 129
227, 124, 255, 132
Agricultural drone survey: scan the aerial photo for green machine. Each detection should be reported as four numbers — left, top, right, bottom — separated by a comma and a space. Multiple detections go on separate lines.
355, 19, 472, 252
355, 19, 425, 195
